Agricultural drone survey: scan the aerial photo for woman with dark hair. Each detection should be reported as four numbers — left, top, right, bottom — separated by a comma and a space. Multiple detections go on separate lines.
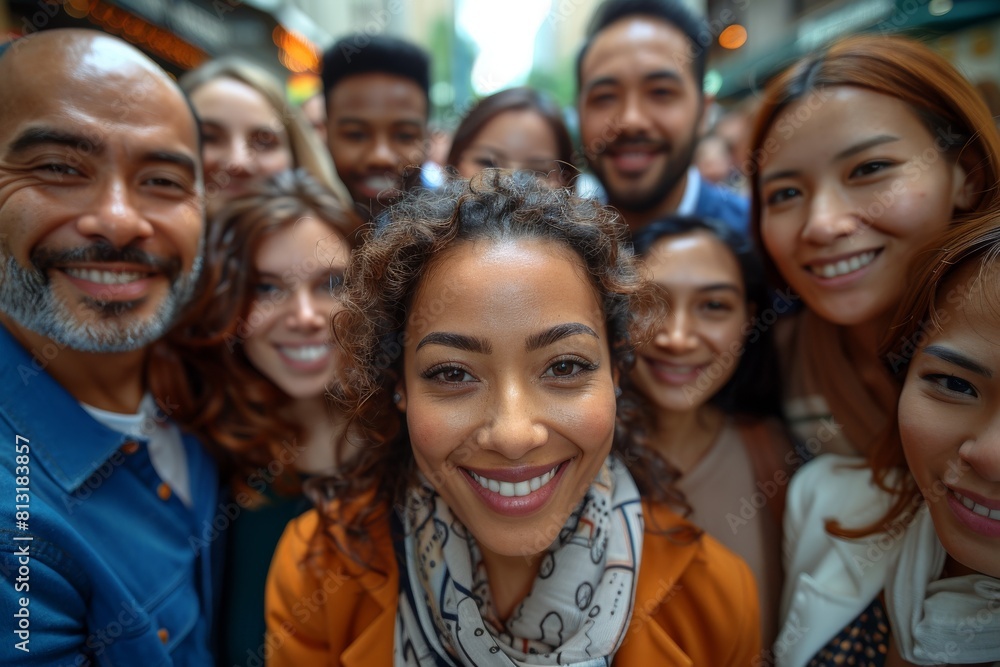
777, 214, 1000, 666
748, 34, 1000, 457
447, 87, 576, 188
630, 215, 794, 645
151, 169, 358, 666
265, 170, 760, 665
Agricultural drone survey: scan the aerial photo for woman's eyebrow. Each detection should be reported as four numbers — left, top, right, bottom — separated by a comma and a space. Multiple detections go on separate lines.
833, 134, 899, 161
416, 332, 492, 354
525, 323, 598, 352
922, 344, 993, 378
695, 283, 742, 294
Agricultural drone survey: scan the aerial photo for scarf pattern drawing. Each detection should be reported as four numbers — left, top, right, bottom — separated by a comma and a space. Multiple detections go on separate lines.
394, 456, 645, 666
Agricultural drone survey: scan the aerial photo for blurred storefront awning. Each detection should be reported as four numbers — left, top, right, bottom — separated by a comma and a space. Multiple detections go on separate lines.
7, 0, 329, 77
716, 0, 1000, 100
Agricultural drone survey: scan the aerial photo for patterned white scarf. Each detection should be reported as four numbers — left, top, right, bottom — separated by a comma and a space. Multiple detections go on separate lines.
394, 456, 644, 667
885, 504, 1000, 664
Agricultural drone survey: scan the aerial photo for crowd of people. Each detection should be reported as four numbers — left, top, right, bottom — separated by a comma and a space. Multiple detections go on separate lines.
0, 0, 998, 665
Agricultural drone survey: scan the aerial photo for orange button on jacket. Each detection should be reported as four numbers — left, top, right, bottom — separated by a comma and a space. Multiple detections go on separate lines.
266, 500, 761, 666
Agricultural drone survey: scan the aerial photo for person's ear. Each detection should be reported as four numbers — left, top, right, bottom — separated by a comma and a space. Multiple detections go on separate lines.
952, 160, 983, 212
393, 379, 407, 412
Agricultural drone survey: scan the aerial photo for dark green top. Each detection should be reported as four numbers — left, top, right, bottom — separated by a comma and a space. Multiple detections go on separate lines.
220, 478, 313, 667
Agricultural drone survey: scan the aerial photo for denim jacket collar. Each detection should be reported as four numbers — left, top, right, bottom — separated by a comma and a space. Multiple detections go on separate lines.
0, 323, 138, 493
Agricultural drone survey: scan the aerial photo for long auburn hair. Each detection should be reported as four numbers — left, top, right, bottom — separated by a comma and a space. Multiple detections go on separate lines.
828, 212, 1000, 539
309, 169, 687, 566
150, 170, 358, 485
747, 34, 1000, 288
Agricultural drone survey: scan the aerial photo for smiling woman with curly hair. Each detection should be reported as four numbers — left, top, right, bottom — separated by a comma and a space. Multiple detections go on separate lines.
265, 169, 762, 666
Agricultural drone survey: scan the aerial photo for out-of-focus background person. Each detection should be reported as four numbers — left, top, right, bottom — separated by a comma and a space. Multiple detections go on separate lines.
446, 86, 575, 188
180, 57, 350, 220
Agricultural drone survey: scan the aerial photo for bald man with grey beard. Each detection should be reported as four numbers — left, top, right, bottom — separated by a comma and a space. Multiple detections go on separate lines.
0, 30, 220, 665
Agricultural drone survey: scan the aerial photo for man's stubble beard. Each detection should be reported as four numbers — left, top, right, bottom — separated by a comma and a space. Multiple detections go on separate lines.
0, 240, 204, 353
590, 133, 698, 215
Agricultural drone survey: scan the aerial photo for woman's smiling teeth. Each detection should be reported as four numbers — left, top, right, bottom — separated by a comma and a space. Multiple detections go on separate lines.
954, 491, 1000, 521
468, 465, 560, 497
647, 360, 701, 374
277, 344, 329, 362
363, 175, 398, 192
808, 250, 878, 278
64, 268, 147, 284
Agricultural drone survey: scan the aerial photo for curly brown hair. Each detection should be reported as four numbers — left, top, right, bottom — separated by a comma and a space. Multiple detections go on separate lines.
308, 168, 685, 566
150, 169, 359, 488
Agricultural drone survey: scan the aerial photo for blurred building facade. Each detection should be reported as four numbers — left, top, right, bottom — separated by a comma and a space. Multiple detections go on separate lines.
5, 0, 280, 74
3, 1, 997, 123
706, 0, 1000, 104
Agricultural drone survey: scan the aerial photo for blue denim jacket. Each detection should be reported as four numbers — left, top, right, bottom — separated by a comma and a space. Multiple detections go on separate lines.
694, 176, 750, 236
0, 325, 221, 665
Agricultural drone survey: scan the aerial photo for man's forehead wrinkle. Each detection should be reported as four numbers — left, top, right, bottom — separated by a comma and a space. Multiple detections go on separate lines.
0, 32, 197, 161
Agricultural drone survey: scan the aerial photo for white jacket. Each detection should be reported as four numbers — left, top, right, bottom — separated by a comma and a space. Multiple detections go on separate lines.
774, 454, 902, 667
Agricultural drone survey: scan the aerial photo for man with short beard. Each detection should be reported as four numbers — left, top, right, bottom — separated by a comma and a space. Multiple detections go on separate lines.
0, 31, 219, 664
577, 0, 749, 235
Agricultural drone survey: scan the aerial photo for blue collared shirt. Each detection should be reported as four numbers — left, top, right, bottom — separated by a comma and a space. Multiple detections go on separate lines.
0, 324, 221, 665
690, 168, 751, 236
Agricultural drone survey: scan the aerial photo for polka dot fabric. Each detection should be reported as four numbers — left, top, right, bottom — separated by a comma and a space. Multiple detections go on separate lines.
807, 597, 889, 667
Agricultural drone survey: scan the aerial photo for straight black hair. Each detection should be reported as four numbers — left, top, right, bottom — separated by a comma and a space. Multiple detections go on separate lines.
321, 34, 430, 112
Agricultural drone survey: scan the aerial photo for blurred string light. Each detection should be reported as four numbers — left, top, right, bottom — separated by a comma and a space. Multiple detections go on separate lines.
718, 24, 747, 49
272, 26, 320, 73
457, 0, 552, 96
